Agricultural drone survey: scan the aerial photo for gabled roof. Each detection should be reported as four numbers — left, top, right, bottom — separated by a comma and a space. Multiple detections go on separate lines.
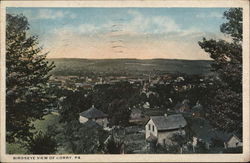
131, 108, 142, 114
149, 114, 187, 131
79, 105, 108, 119
226, 133, 242, 143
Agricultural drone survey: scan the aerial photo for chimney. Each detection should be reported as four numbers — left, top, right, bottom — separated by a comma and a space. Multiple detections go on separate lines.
164, 113, 168, 117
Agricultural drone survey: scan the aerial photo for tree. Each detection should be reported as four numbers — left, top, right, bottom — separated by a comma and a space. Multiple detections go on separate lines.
64, 121, 108, 154
195, 140, 209, 153
108, 99, 131, 127
59, 89, 92, 123
27, 131, 57, 154
198, 8, 242, 136
105, 135, 124, 154
6, 14, 55, 143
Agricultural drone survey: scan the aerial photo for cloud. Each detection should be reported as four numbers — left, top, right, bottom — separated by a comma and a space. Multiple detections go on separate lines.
37, 9, 77, 20
196, 12, 222, 18
16, 9, 76, 20
125, 10, 181, 34
41, 9, 223, 60
50, 9, 201, 37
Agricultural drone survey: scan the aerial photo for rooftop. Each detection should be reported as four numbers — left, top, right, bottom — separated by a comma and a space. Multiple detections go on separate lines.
149, 114, 187, 131
79, 105, 108, 119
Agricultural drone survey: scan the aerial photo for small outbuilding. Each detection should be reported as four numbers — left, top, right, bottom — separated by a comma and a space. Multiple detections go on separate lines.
79, 105, 108, 128
224, 134, 243, 149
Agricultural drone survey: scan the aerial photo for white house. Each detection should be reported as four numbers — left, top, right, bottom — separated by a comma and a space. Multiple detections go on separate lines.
224, 134, 243, 149
79, 105, 108, 128
145, 114, 187, 145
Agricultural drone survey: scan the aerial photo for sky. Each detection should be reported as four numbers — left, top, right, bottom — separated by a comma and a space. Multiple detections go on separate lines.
7, 7, 230, 60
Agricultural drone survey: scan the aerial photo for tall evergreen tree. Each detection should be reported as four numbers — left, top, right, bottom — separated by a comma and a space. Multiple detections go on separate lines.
6, 14, 55, 143
198, 8, 242, 136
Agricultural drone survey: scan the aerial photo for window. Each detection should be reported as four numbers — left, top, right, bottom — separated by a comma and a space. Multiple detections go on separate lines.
148, 124, 151, 130
152, 125, 155, 132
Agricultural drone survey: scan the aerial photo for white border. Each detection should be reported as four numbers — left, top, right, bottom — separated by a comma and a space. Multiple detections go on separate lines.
0, 0, 249, 162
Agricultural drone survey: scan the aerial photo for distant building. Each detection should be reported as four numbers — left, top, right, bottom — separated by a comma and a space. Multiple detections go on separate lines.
224, 134, 243, 149
130, 108, 143, 120
174, 100, 190, 113
145, 114, 187, 146
79, 105, 108, 128
143, 102, 150, 109
176, 76, 185, 82
190, 120, 239, 151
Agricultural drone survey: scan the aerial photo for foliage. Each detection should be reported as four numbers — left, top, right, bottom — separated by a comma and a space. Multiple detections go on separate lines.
31, 113, 60, 134
223, 146, 242, 153
155, 144, 179, 154
27, 131, 57, 154
108, 99, 131, 127
6, 142, 29, 154
61, 120, 108, 154
211, 136, 224, 148
170, 131, 190, 154
195, 140, 208, 153
6, 14, 55, 143
198, 8, 242, 136
59, 89, 92, 123
105, 136, 124, 154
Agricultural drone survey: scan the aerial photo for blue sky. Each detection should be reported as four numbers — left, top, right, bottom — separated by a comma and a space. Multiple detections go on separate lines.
7, 7, 230, 59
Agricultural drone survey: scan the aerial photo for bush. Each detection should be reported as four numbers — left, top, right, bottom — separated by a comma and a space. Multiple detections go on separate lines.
27, 131, 57, 154
223, 146, 242, 153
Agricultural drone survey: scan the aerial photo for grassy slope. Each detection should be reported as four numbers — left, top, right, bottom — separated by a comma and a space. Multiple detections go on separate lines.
31, 112, 60, 134
6, 112, 60, 154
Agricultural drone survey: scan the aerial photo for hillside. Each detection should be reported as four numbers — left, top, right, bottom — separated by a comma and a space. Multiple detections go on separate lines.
48, 58, 212, 76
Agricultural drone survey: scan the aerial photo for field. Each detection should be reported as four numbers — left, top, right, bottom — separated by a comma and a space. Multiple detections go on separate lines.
48, 58, 212, 76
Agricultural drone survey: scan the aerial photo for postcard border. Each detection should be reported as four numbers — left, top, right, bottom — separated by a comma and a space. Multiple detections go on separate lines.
0, 0, 249, 162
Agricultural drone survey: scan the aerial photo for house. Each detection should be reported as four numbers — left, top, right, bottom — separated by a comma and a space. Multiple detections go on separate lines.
129, 108, 149, 124
130, 108, 143, 121
145, 114, 187, 146
174, 100, 190, 113
79, 105, 108, 128
224, 134, 242, 149
190, 119, 235, 151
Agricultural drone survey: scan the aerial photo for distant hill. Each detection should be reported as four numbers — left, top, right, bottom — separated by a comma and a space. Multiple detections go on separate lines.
48, 58, 213, 76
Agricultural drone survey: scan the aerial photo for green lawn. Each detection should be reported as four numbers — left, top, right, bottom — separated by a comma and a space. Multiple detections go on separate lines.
6, 112, 60, 154
31, 112, 60, 134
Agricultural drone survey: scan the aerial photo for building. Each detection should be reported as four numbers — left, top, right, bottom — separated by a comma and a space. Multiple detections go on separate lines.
224, 134, 243, 149
130, 108, 143, 120
79, 105, 108, 128
145, 114, 187, 146
190, 119, 235, 151
173, 100, 190, 113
